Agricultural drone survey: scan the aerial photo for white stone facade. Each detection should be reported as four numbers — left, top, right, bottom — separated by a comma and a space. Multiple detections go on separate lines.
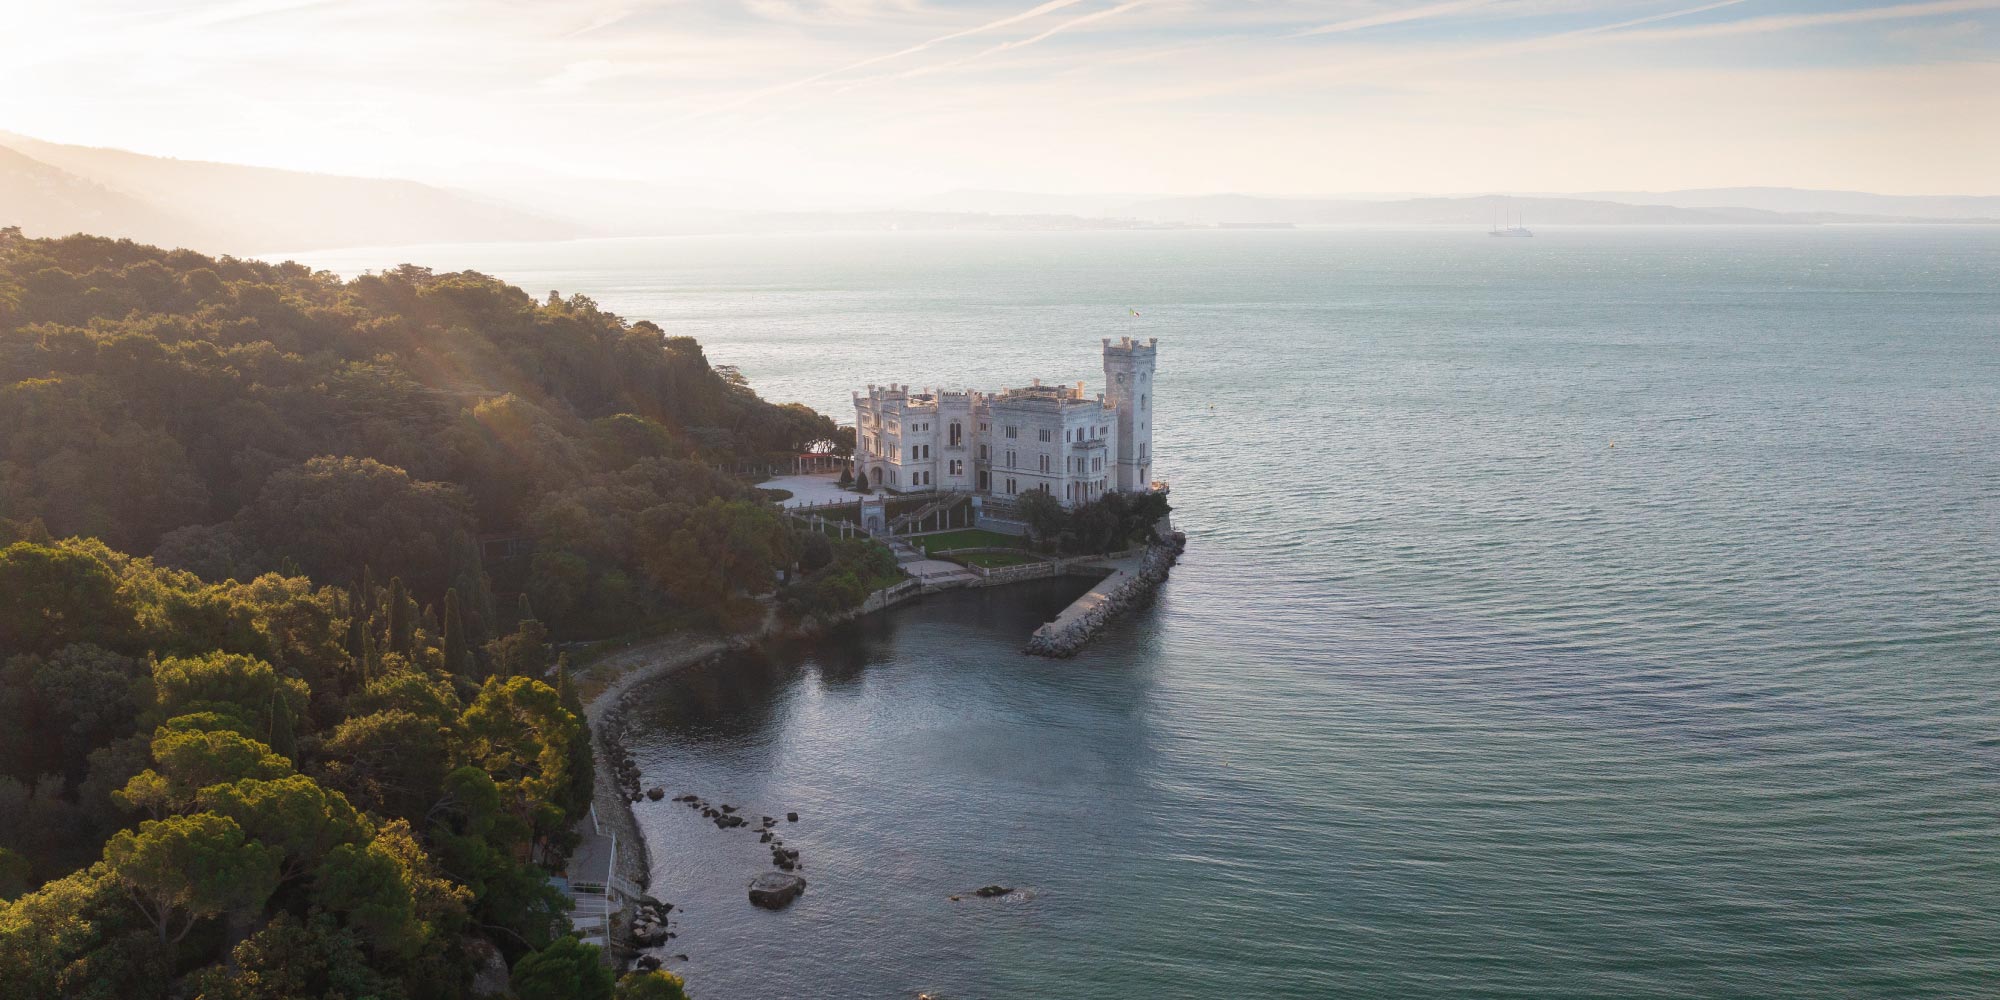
852, 337, 1159, 506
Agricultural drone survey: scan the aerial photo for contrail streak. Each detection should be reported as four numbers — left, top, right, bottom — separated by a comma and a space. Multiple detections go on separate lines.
678, 0, 1093, 121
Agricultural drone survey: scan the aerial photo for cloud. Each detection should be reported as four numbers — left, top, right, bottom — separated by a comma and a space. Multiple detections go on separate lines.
175, 0, 340, 29
680, 0, 1097, 119
857, 0, 1154, 85
1293, 0, 1500, 38
1608, 0, 2000, 43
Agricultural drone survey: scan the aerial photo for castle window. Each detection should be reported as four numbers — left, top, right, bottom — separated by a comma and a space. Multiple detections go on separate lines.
1039, 455, 1051, 473
1004, 426, 1018, 439
949, 422, 961, 447
950, 459, 963, 476
1038, 429, 1052, 443
979, 444, 989, 461
1006, 450, 1016, 468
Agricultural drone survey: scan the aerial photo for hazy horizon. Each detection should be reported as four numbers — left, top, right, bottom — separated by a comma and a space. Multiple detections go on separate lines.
6, 0, 1998, 207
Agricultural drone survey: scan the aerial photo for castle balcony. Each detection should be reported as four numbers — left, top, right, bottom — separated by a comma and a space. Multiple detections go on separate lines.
1069, 438, 1106, 451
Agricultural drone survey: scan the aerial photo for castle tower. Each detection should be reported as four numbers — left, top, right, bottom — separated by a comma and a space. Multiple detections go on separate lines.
1103, 336, 1158, 492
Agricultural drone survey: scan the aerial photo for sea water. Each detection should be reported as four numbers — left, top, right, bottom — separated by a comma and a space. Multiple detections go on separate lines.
289, 227, 2000, 998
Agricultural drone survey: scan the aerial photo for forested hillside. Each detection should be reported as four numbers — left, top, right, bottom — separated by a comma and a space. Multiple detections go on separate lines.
0, 537, 596, 998
0, 229, 887, 998
0, 227, 859, 636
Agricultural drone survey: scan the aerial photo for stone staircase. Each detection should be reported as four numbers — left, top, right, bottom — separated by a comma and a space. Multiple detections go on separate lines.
889, 492, 969, 535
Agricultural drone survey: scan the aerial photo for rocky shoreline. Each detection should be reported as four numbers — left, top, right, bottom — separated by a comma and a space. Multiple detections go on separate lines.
575, 585, 928, 929
573, 530, 1181, 965
1024, 529, 1187, 658
582, 636, 747, 898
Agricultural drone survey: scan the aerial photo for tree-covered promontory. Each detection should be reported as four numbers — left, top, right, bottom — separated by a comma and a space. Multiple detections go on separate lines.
0, 227, 862, 635
0, 230, 889, 997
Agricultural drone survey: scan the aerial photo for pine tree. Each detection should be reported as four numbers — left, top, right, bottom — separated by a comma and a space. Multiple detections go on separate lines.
443, 588, 469, 676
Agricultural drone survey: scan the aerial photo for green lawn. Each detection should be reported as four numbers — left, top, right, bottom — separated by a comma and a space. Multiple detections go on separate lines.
916, 528, 1028, 555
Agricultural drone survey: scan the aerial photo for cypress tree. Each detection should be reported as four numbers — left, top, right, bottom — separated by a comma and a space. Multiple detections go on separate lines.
344, 593, 368, 688
443, 588, 469, 676
359, 624, 379, 685
854, 469, 870, 493
387, 577, 414, 656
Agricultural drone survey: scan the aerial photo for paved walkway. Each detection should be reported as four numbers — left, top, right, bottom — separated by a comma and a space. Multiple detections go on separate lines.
757, 472, 875, 510
562, 806, 619, 947
904, 558, 979, 585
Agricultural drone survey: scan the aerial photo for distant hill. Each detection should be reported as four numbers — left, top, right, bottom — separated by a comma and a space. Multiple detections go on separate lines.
1113, 193, 1964, 227
912, 187, 1999, 227
0, 143, 223, 248
904, 189, 1156, 219
1565, 187, 2000, 221
0, 132, 581, 253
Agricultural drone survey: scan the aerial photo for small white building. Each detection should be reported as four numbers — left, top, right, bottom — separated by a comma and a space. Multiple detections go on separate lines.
852, 337, 1159, 506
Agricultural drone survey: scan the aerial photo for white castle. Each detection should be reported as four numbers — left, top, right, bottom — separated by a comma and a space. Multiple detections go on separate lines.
852, 337, 1158, 506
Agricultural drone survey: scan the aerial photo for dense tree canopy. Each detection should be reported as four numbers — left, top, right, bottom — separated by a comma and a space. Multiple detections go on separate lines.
1, 228, 848, 634
0, 231, 868, 998
0, 536, 593, 999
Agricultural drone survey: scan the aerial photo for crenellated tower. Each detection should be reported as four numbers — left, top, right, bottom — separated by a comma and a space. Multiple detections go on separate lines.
1103, 336, 1158, 492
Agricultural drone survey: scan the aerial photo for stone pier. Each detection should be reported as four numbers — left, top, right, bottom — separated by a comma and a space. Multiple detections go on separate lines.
1024, 527, 1186, 658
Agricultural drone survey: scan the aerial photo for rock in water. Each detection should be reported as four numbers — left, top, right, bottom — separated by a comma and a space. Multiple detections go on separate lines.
974, 885, 1012, 898
787, 812, 799, 822
646, 787, 665, 801
748, 872, 807, 909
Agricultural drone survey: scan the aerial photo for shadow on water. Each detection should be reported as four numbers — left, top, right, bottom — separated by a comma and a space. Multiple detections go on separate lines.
627, 576, 1104, 737
615, 574, 1185, 1000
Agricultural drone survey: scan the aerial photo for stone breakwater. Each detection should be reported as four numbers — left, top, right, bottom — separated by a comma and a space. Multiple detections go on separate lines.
1024, 529, 1187, 658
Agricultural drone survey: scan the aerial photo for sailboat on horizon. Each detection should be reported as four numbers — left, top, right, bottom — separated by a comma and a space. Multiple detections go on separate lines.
1489, 198, 1534, 237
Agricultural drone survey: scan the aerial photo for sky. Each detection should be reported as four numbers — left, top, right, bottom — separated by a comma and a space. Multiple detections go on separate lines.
3, 0, 1997, 201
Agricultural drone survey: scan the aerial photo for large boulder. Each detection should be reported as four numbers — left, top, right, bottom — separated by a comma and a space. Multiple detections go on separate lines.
748, 872, 807, 909
464, 937, 511, 998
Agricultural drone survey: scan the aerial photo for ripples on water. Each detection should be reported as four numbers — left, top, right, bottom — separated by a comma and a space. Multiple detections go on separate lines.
293, 228, 2000, 998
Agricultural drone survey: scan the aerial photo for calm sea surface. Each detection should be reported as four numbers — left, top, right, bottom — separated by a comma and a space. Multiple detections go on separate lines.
289, 228, 2000, 998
